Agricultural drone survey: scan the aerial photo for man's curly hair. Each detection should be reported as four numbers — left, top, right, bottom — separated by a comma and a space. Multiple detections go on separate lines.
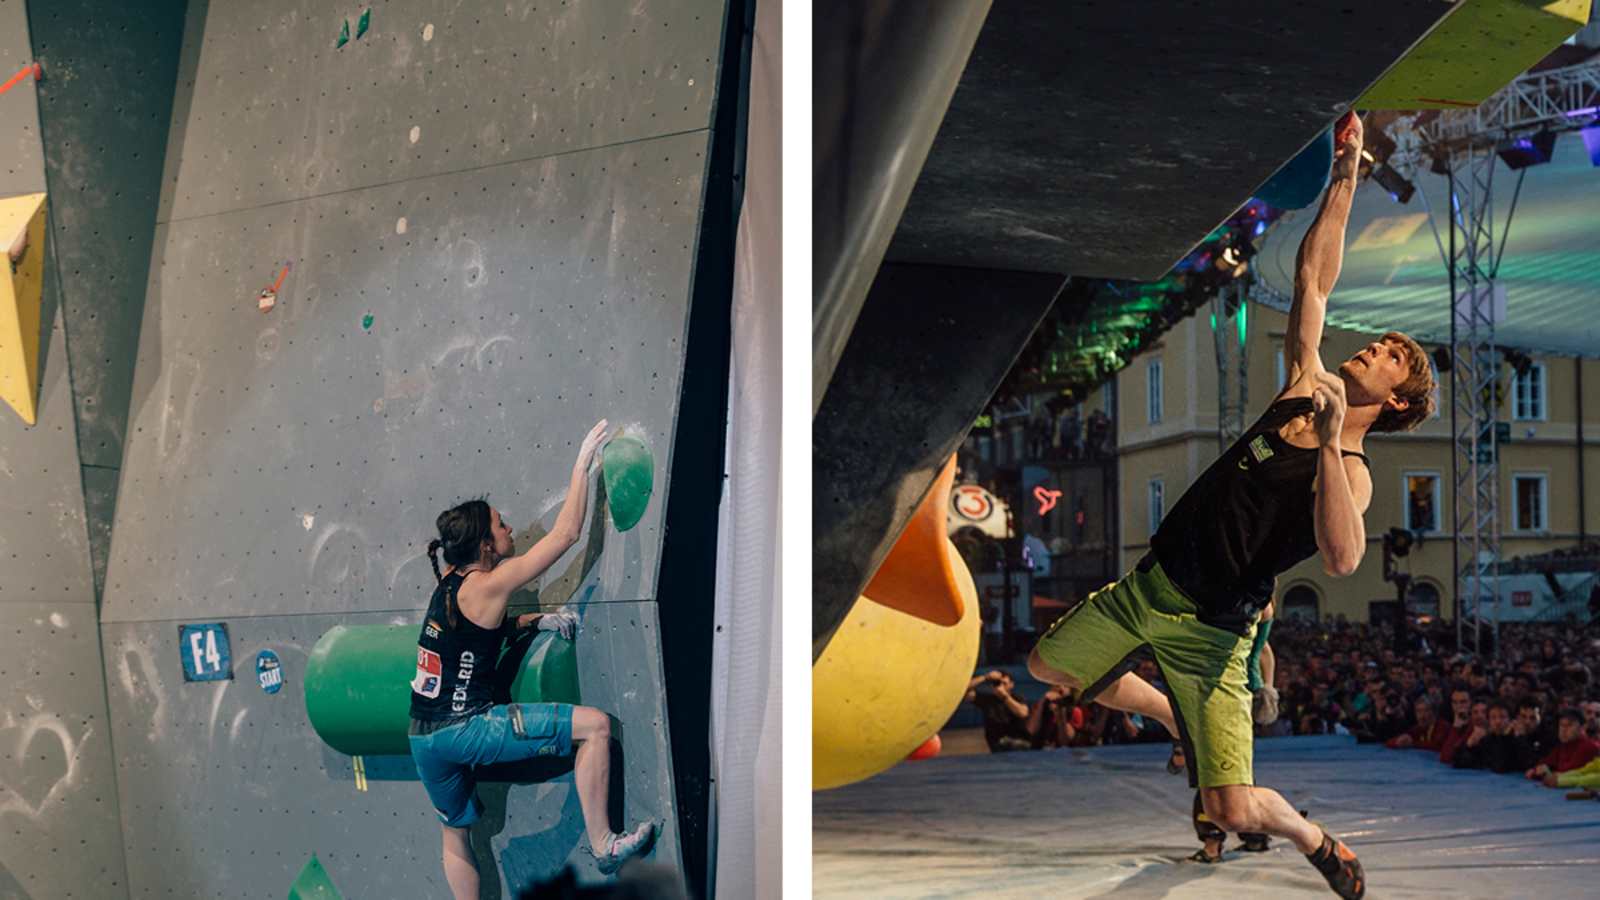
1372, 331, 1435, 433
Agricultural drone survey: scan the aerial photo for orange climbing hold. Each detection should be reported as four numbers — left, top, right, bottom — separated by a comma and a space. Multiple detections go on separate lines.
863, 454, 964, 626
0, 62, 43, 97
907, 734, 942, 761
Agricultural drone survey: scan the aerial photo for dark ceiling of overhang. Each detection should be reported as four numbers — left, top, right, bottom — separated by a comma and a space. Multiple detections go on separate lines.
884, 0, 1460, 281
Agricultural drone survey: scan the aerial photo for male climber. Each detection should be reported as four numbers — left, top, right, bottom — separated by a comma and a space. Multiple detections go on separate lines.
1028, 111, 1435, 899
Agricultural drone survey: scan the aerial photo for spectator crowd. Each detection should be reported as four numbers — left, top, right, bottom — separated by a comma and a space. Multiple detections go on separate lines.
1268, 617, 1600, 792
965, 617, 1600, 793
966, 659, 1178, 753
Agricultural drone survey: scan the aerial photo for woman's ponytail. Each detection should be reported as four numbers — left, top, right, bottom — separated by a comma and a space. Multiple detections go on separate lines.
426, 539, 443, 582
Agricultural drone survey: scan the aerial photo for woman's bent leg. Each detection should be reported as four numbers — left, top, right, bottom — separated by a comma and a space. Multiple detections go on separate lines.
571, 705, 614, 851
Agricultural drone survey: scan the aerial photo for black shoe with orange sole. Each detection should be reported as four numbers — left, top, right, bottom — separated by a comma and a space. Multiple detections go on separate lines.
1166, 742, 1185, 775
1305, 831, 1365, 899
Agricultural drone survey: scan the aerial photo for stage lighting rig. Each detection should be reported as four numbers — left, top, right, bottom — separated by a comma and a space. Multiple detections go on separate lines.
1496, 129, 1557, 170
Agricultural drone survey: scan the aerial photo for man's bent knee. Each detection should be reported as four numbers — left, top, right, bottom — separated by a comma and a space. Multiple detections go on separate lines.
1200, 785, 1254, 834
1027, 648, 1081, 689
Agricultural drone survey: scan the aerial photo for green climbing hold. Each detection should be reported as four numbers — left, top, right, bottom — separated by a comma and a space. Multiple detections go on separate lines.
289, 855, 344, 900
361, 314, 373, 330
336, 19, 350, 48
356, 9, 370, 39
601, 435, 653, 532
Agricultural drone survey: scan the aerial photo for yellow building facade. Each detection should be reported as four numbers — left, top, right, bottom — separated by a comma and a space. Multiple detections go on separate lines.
1114, 302, 1600, 623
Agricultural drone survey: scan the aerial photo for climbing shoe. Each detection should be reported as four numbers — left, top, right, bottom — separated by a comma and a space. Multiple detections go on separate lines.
593, 820, 659, 875
1305, 830, 1365, 899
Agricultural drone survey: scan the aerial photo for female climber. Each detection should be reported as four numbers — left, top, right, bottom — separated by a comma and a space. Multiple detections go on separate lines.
408, 418, 656, 898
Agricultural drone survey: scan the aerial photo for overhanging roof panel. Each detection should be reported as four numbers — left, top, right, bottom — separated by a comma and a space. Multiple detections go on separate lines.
884, 0, 1460, 281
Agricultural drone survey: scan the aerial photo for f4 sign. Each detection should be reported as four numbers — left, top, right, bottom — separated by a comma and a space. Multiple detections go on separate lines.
179, 623, 234, 682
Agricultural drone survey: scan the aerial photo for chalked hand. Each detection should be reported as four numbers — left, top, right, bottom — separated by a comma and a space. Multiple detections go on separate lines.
577, 419, 609, 474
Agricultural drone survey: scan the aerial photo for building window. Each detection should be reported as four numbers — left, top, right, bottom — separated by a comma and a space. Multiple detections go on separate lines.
1512, 474, 1548, 532
1513, 362, 1546, 421
1147, 359, 1163, 424
1281, 584, 1320, 622
1407, 581, 1442, 617
1403, 471, 1441, 534
1147, 478, 1165, 536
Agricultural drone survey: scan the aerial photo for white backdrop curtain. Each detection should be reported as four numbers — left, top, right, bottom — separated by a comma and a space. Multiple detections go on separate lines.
709, 0, 781, 895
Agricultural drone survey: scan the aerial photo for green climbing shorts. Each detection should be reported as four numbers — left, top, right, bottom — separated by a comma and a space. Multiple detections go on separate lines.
1033, 554, 1256, 789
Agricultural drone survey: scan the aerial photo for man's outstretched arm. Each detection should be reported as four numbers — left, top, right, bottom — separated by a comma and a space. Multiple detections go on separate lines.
1285, 113, 1364, 386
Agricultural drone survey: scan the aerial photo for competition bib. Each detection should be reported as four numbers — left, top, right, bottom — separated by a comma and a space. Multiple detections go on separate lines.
411, 647, 442, 698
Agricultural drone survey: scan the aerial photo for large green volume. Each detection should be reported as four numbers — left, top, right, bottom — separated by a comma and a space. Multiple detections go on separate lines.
304, 624, 581, 756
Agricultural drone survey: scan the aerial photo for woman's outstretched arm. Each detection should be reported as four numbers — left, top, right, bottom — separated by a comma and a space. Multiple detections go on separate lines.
478, 419, 609, 606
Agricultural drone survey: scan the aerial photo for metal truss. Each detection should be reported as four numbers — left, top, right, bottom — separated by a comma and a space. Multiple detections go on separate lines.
1211, 280, 1250, 450
1446, 147, 1502, 658
1387, 59, 1600, 655
1391, 59, 1600, 165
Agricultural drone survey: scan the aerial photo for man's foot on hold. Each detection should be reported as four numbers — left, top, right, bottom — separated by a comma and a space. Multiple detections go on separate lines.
1305, 830, 1365, 899
593, 821, 659, 875
1166, 742, 1186, 775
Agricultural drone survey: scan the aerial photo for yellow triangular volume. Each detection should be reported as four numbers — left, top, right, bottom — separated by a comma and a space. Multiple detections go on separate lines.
0, 192, 47, 426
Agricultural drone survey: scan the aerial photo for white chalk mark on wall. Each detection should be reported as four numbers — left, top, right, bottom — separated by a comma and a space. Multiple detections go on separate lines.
0, 715, 85, 819
309, 522, 374, 595
116, 643, 167, 744
157, 354, 203, 472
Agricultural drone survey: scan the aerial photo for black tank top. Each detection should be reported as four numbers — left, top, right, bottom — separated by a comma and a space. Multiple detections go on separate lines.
1151, 396, 1369, 634
409, 571, 504, 722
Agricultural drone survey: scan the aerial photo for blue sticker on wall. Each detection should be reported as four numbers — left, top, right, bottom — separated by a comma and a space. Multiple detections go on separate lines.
256, 649, 284, 694
178, 623, 233, 682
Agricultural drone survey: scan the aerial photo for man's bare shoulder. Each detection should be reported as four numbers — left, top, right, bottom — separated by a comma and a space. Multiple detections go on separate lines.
1278, 354, 1327, 401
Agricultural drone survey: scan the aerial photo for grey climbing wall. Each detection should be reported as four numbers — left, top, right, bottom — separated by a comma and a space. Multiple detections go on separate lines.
0, 321, 133, 900
0, 2, 135, 897
26, 0, 190, 601
1, 0, 44, 197
98, 1, 726, 897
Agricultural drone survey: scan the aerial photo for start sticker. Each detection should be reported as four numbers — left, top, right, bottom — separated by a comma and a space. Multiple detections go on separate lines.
256, 649, 284, 694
